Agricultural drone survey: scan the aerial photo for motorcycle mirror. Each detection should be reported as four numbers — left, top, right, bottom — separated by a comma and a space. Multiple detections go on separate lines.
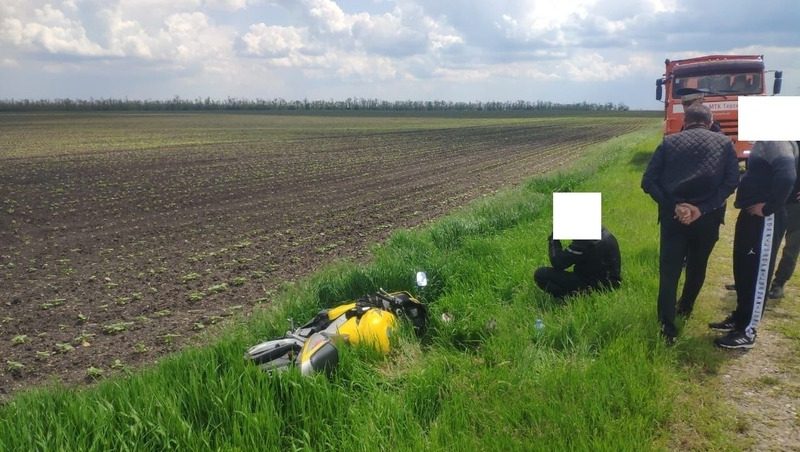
415, 271, 428, 288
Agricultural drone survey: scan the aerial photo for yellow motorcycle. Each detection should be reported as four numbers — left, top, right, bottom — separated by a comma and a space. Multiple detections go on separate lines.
246, 273, 428, 375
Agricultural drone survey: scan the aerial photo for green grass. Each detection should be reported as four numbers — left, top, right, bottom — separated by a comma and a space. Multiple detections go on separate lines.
0, 121, 744, 450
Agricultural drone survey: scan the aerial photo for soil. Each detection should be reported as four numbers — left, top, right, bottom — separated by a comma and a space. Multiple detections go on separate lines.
0, 114, 644, 399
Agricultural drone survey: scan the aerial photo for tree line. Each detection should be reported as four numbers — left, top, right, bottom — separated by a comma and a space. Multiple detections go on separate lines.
0, 97, 629, 112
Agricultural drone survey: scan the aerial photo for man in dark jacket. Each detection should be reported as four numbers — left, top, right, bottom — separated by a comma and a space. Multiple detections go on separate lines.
680, 93, 722, 133
710, 141, 798, 349
641, 104, 739, 343
767, 141, 800, 299
534, 226, 621, 299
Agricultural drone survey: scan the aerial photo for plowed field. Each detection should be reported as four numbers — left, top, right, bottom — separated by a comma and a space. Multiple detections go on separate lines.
0, 113, 653, 396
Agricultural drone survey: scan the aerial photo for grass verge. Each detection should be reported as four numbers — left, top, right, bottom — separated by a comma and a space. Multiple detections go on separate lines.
0, 122, 741, 450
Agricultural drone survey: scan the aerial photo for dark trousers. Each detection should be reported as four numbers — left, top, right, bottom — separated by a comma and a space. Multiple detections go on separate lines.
733, 209, 786, 338
534, 267, 618, 299
658, 212, 721, 337
534, 267, 587, 298
773, 203, 800, 286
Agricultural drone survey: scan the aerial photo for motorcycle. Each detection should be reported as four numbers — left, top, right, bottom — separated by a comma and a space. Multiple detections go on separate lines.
245, 272, 429, 376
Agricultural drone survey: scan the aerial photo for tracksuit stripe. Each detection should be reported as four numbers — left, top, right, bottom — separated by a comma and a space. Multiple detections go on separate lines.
746, 213, 774, 339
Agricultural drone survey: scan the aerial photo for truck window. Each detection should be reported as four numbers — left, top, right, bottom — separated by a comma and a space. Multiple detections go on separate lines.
672, 72, 762, 96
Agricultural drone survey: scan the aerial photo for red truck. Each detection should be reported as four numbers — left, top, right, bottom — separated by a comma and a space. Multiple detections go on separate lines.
656, 55, 783, 160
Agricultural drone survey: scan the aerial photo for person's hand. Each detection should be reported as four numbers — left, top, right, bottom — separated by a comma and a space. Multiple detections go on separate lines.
685, 204, 701, 224
795, 192, 800, 202
674, 204, 690, 223
746, 202, 766, 217
675, 203, 701, 224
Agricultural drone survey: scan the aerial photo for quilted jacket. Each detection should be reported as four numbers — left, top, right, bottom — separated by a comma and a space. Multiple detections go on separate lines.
641, 125, 739, 221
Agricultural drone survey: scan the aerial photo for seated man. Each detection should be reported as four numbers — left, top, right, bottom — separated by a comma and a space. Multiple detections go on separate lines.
534, 226, 622, 299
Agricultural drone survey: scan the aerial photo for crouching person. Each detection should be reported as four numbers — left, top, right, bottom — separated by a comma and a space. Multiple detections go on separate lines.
534, 226, 622, 299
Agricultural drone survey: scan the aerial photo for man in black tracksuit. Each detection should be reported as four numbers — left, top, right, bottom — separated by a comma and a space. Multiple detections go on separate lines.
534, 226, 621, 299
641, 105, 739, 343
710, 141, 798, 349
767, 141, 800, 299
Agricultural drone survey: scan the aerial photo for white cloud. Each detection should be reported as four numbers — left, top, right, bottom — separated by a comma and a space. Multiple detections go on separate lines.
242, 24, 307, 58
0, 4, 107, 56
204, 0, 249, 11
237, 0, 464, 82
100, 8, 159, 58
270, 0, 462, 56
647, 0, 679, 13
301, 0, 353, 34
424, 15, 464, 51
164, 12, 233, 63
61, 0, 79, 12
333, 53, 397, 80
239, 19, 400, 82
560, 52, 654, 82
432, 62, 560, 83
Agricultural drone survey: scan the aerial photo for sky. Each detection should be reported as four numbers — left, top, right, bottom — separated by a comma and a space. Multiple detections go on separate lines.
1, 0, 799, 109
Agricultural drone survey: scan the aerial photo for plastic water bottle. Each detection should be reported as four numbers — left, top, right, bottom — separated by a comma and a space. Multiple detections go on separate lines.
534, 318, 545, 332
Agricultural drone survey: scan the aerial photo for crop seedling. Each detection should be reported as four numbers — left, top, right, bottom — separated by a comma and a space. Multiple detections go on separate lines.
102, 322, 134, 335
182, 272, 201, 283
162, 333, 181, 345
55, 342, 74, 353
73, 332, 95, 345
233, 240, 252, 249
86, 366, 104, 380
207, 283, 228, 294
40, 299, 66, 310
11, 335, 28, 346
6, 360, 24, 374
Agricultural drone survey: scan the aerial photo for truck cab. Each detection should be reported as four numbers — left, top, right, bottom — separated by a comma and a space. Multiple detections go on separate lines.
656, 55, 782, 161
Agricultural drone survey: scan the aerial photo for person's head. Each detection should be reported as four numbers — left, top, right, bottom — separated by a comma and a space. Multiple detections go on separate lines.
681, 92, 704, 107
684, 104, 713, 128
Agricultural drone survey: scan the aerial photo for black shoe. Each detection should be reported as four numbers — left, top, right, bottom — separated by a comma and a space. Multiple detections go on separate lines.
660, 325, 677, 346
714, 330, 756, 349
768, 284, 784, 299
724, 283, 736, 291
708, 315, 736, 332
